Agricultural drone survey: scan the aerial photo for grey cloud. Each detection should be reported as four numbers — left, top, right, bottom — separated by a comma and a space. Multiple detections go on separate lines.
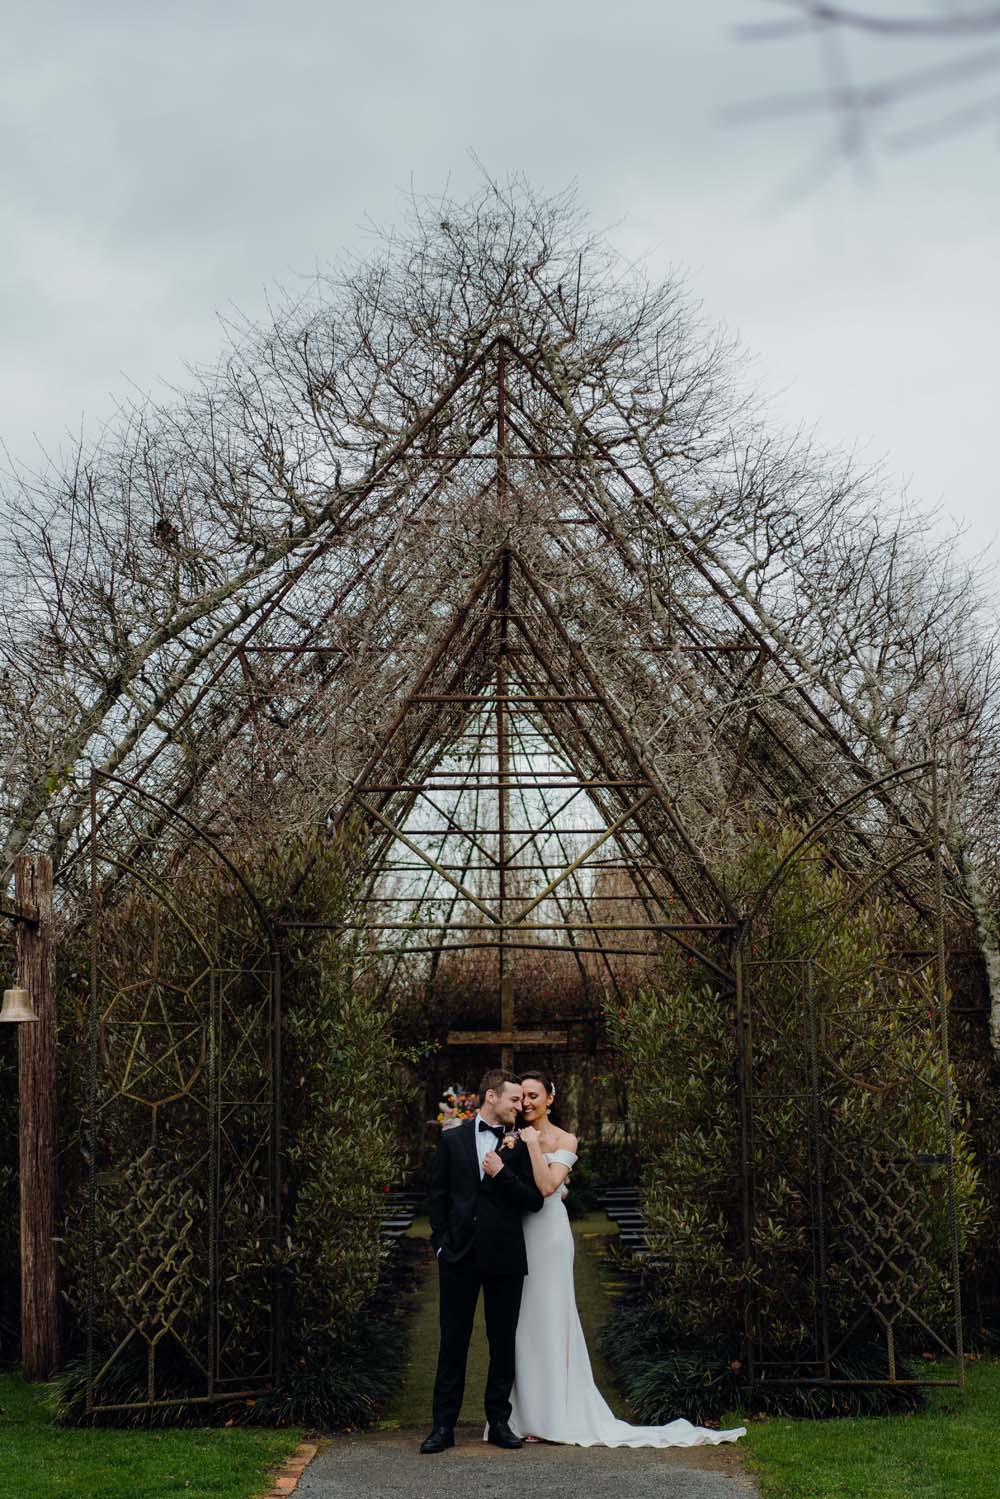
1, 0, 996, 560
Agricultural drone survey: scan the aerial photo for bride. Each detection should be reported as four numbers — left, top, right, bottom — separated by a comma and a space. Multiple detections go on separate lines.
508, 1070, 746, 1448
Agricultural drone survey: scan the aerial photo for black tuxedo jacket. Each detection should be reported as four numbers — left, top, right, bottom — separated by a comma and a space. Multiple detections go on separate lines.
429, 1118, 544, 1276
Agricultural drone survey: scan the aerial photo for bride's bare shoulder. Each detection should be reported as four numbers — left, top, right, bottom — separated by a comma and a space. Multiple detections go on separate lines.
554, 1127, 579, 1152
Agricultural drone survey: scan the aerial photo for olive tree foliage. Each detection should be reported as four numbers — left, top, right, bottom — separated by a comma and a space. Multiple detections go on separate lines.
606, 824, 984, 1359
0, 176, 998, 1043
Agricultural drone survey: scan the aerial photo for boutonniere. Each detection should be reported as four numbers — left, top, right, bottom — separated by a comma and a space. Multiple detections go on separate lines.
501, 1133, 518, 1150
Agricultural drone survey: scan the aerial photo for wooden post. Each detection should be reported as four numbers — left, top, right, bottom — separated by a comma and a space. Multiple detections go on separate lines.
15, 854, 60, 1380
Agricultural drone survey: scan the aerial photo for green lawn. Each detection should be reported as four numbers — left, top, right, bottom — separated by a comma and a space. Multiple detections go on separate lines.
740, 1359, 1000, 1498
0, 1375, 302, 1499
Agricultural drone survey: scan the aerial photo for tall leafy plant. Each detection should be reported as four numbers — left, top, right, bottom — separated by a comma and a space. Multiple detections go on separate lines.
606, 825, 983, 1365
55, 827, 415, 1425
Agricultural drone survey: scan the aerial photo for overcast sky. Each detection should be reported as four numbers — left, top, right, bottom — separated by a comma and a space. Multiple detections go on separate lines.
3, 0, 997, 573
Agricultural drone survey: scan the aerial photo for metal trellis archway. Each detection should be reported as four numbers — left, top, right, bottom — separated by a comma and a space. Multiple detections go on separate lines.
735, 757, 965, 1390
84, 771, 282, 1414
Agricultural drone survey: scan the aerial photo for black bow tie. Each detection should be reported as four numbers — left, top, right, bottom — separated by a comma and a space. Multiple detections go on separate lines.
478, 1121, 505, 1140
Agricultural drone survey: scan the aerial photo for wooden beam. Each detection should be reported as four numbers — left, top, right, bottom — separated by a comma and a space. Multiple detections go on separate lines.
15, 853, 60, 1381
446, 1030, 569, 1048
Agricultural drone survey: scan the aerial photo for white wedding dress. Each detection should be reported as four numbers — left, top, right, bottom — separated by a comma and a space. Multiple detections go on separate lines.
507, 1149, 746, 1448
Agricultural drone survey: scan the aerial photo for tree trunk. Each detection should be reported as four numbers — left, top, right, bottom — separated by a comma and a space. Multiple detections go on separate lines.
15, 853, 60, 1380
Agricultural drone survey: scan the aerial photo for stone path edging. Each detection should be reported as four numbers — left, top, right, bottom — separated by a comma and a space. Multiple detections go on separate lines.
262, 1438, 321, 1497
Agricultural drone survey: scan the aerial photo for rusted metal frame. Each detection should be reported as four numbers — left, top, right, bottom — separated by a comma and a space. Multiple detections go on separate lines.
502, 335, 875, 761
516, 550, 738, 923
344, 619, 498, 871
501, 335, 940, 902
359, 779, 651, 791
359, 625, 503, 879
740, 762, 962, 1391
364, 704, 497, 1011
509, 548, 727, 900
77, 345, 503, 860
244, 410, 499, 733
90, 772, 277, 943
804, 957, 832, 1380
725, 646, 768, 795
509, 611, 699, 930
508, 793, 655, 925
504, 788, 586, 864
62, 516, 448, 892
301, 921, 729, 932
394, 825, 624, 836
503, 707, 607, 1006
377, 861, 724, 874
931, 752, 965, 1387
539, 512, 842, 852
733, 925, 755, 1381
799, 839, 939, 962
497, 387, 601, 508
370, 612, 500, 807
235, 647, 274, 782
369, 759, 487, 1016
545, 535, 823, 839
744, 760, 933, 926
363, 940, 679, 958
411, 785, 499, 868
597, 818, 736, 986
395, 686, 503, 869
354, 890, 655, 901
354, 797, 499, 925
336, 548, 506, 824
420, 719, 494, 1006
410, 694, 603, 703
495, 549, 514, 1060
418, 451, 592, 461
508, 696, 732, 984
86, 771, 280, 1409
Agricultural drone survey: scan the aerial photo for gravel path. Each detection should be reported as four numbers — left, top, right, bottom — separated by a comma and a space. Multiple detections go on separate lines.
296, 1426, 758, 1498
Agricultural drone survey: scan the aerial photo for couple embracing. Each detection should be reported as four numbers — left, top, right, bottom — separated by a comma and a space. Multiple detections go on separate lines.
421, 1067, 746, 1452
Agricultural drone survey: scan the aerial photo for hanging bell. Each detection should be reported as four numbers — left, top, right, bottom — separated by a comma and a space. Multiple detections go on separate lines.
0, 986, 37, 1023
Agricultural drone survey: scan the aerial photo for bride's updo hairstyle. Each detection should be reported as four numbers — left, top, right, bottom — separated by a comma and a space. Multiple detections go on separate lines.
519, 1070, 556, 1118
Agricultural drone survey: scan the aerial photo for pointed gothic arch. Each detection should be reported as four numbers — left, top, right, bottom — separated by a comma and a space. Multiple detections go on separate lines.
68, 332, 972, 1410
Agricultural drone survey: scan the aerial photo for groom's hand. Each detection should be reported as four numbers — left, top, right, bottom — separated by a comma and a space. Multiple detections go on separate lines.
483, 1149, 504, 1176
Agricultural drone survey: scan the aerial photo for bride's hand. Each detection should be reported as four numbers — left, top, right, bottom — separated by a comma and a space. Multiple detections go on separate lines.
519, 1125, 540, 1146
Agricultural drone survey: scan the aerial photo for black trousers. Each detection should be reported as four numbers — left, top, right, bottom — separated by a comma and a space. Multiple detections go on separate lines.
431, 1252, 524, 1428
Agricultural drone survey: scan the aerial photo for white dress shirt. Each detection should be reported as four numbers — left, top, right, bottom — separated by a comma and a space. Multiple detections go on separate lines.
475, 1111, 505, 1178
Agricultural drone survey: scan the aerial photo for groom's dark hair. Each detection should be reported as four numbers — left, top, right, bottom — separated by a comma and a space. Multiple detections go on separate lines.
478, 1067, 519, 1103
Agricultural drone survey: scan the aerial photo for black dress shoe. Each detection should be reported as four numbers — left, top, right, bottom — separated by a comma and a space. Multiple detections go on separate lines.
487, 1420, 523, 1449
419, 1426, 455, 1454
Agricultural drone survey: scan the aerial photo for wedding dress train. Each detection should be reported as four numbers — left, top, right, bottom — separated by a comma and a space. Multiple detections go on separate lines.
508, 1149, 746, 1448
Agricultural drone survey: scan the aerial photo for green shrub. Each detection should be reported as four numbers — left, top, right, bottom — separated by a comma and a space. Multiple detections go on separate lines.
54, 828, 416, 1425
600, 1292, 924, 1422
606, 824, 983, 1368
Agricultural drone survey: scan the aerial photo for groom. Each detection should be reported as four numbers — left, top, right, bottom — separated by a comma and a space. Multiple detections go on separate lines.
420, 1067, 544, 1453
